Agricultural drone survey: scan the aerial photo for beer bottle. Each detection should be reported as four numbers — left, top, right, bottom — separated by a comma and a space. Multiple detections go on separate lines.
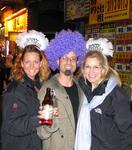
41, 87, 53, 125
52, 89, 58, 117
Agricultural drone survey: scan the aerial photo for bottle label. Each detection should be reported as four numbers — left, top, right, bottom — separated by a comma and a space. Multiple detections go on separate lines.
43, 104, 53, 120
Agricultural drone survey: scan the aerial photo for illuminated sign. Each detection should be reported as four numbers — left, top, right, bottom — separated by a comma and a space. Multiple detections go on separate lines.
89, 0, 130, 25
5, 8, 28, 36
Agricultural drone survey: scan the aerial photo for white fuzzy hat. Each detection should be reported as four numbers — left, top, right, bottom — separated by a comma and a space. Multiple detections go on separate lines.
86, 38, 114, 57
16, 30, 49, 51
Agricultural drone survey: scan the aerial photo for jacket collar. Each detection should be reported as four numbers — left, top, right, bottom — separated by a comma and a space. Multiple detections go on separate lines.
22, 74, 41, 90
79, 76, 108, 102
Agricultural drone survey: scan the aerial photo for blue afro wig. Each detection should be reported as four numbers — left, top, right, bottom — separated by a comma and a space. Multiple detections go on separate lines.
45, 29, 87, 70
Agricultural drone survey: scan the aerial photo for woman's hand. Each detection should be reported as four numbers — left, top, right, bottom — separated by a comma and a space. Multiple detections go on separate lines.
38, 106, 59, 119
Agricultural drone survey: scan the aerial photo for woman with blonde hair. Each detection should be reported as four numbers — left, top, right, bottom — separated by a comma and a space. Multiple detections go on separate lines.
75, 38, 132, 150
1, 30, 50, 150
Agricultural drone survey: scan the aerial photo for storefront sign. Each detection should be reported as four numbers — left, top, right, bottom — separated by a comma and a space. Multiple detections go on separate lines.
5, 8, 28, 36
89, 0, 130, 25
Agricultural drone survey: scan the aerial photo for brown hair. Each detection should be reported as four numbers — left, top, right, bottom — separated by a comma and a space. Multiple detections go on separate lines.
10, 45, 51, 82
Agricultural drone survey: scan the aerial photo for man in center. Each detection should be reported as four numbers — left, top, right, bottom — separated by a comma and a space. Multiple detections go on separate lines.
37, 29, 86, 150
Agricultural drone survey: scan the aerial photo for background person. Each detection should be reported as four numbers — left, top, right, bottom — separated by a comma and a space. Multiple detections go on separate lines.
37, 29, 86, 150
1, 30, 50, 150
75, 38, 132, 150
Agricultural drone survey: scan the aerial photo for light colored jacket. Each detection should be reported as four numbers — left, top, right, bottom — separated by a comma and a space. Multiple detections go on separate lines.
37, 74, 85, 150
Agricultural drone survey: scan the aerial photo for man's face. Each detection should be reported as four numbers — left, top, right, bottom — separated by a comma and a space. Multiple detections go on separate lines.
57, 51, 78, 76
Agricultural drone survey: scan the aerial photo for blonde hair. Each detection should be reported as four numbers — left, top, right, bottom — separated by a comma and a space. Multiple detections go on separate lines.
10, 45, 51, 82
81, 50, 121, 86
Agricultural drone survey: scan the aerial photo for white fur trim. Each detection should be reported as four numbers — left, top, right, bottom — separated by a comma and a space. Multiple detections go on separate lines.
16, 30, 49, 51
86, 38, 114, 57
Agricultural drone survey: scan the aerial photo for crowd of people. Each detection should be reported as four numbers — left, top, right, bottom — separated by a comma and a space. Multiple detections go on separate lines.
0, 52, 13, 95
0, 29, 132, 150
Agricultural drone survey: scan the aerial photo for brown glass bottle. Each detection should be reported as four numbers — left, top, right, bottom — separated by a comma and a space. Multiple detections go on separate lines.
52, 89, 58, 117
41, 87, 53, 125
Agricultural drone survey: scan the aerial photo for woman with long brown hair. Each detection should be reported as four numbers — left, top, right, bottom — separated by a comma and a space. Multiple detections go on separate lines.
1, 30, 50, 150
